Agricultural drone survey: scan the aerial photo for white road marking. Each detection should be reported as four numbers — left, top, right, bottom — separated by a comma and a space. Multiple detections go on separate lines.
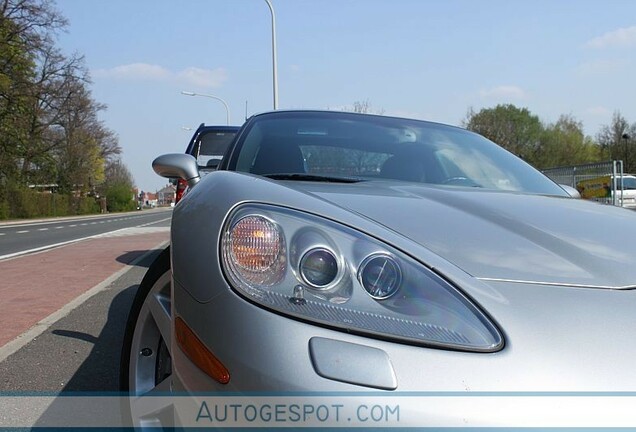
38, 228, 49, 231
0, 208, 172, 229
55, 226, 63, 229
16, 230, 29, 234
69, 225, 77, 227
93, 226, 170, 238
0, 217, 171, 261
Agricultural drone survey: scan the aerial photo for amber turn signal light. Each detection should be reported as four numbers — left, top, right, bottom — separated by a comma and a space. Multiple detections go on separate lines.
175, 316, 230, 384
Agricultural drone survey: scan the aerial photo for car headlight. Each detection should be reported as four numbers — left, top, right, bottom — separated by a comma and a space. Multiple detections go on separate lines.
221, 204, 503, 352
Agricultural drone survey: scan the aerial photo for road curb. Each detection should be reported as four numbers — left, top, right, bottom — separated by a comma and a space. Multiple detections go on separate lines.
0, 240, 169, 363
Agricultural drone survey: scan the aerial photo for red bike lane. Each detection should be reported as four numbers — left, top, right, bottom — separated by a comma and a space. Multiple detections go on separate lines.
0, 230, 169, 348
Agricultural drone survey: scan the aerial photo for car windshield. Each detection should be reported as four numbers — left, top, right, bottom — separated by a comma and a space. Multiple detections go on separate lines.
196, 130, 237, 168
622, 177, 636, 190
229, 111, 567, 196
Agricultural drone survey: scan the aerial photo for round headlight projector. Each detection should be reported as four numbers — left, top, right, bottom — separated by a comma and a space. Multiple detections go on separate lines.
299, 248, 339, 288
358, 254, 402, 299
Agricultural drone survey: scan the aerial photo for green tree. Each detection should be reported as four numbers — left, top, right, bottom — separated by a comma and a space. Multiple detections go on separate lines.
0, 13, 36, 184
464, 104, 544, 165
105, 183, 135, 212
101, 158, 135, 212
536, 115, 602, 169
1, 0, 123, 220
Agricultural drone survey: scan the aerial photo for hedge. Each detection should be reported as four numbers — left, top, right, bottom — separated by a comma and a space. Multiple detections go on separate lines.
0, 184, 100, 220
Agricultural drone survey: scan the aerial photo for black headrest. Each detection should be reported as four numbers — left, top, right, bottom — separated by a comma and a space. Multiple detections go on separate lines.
251, 138, 306, 175
380, 154, 426, 182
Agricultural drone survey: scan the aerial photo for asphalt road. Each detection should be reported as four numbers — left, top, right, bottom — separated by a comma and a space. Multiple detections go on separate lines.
0, 249, 159, 393
0, 210, 172, 399
0, 245, 165, 428
0, 208, 172, 258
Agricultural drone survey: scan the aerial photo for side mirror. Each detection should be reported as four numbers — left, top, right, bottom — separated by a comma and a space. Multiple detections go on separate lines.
152, 154, 200, 188
560, 184, 581, 199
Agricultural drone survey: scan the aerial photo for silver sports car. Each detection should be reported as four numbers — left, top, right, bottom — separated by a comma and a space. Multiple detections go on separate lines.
121, 110, 636, 427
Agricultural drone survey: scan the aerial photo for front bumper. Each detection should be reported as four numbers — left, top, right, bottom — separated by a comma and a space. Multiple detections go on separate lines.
169, 275, 636, 426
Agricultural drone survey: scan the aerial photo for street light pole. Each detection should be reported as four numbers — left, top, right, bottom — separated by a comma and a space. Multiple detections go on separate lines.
180, 91, 231, 125
622, 132, 631, 175
263, 0, 278, 110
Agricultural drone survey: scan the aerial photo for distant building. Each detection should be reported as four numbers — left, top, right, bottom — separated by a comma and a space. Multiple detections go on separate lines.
157, 184, 176, 206
140, 191, 158, 207
28, 184, 58, 194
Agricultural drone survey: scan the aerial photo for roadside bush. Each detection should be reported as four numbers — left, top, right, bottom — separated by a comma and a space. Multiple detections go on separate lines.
105, 183, 136, 212
0, 187, 9, 219
0, 184, 100, 220
73, 196, 100, 215
0, 201, 8, 220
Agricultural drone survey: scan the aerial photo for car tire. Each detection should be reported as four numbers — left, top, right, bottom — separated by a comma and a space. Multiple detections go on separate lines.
119, 246, 174, 427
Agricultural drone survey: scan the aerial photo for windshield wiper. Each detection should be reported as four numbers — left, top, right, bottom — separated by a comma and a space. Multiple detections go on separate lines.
263, 173, 363, 183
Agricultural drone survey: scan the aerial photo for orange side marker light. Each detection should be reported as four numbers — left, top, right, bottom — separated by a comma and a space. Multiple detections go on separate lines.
175, 316, 230, 384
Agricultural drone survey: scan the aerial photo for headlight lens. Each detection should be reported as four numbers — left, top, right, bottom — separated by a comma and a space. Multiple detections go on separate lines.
221, 204, 502, 352
225, 215, 286, 287
358, 254, 402, 299
300, 248, 339, 288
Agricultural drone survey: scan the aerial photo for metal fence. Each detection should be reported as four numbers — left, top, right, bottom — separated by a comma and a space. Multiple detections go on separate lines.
542, 160, 625, 206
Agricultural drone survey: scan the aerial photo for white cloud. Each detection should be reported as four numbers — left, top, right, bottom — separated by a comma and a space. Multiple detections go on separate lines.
585, 26, 636, 49
93, 63, 171, 80
177, 67, 227, 88
93, 63, 228, 88
479, 85, 526, 100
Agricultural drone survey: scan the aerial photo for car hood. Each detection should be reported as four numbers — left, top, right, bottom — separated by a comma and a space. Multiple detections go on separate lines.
289, 181, 636, 289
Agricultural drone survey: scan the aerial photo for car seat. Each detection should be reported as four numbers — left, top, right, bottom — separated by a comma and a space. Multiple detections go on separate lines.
380, 153, 426, 182
251, 138, 306, 175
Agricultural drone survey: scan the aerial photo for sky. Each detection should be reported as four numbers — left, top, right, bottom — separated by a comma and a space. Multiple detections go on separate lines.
54, 0, 636, 193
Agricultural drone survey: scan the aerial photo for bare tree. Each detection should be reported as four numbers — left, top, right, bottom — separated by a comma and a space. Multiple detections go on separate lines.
52, 78, 121, 193
597, 111, 636, 172
346, 99, 385, 115
1, 0, 70, 184
1, 0, 121, 191
104, 158, 134, 187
